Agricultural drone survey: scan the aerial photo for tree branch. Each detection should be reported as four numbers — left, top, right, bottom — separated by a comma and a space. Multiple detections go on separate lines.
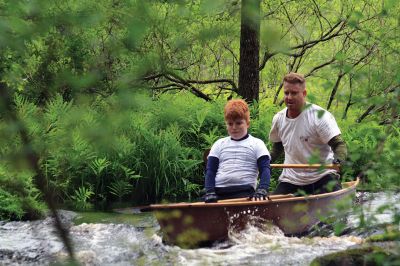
304, 58, 336, 78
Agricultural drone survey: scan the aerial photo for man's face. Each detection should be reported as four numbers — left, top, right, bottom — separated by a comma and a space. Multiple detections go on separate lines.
226, 118, 249, 139
283, 82, 306, 114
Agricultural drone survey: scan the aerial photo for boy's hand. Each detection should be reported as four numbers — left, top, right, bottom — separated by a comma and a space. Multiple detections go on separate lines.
250, 188, 269, 201
204, 192, 218, 203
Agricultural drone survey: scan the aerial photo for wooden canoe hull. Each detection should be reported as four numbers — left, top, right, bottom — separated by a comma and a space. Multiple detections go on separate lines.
150, 179, 359, 247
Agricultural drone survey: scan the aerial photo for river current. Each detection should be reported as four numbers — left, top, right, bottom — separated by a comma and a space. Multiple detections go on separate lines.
0, 192, 399, 265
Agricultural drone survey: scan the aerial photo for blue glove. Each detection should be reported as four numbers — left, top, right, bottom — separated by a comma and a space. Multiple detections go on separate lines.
204, 191, 218, 203
250, 188, 269, 201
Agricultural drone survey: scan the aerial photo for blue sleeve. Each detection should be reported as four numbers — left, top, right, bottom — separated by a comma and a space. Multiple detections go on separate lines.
257, 155, 271, 190
205, 156, 219, 193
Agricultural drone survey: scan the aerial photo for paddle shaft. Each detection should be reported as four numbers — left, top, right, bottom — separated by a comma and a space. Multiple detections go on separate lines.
271, 163, 339, 170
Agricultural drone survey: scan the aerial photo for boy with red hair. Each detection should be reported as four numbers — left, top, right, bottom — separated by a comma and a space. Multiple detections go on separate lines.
204, 99, 271, 203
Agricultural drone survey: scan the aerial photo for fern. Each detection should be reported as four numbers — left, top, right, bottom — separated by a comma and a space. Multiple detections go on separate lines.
70, 186, 94, 211
119, 164, 141, 180
201, 127, 221, 148
90, 157, 111, 176
44, 94, 73, 125
108, 180, 133, 201
182, 178, 201, 202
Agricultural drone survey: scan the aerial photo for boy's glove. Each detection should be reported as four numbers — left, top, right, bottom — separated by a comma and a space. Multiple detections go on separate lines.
250, 188, 269, 201
204, 191, 218, 203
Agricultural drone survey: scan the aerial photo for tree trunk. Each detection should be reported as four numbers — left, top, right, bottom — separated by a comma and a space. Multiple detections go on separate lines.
238, 0, 260, 103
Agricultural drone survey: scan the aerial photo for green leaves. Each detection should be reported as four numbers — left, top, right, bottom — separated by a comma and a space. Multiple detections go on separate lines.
260, 23, 286, 52
125, 2, 151, 50
108, 180, 133, 200
119, 164, 141, 180
90, 158, 111, 177
0, 187, 25, 220
348, 11, 364, 29
201, 127, 221, 148
70, 186, 94, 211
199, 0, 226, 15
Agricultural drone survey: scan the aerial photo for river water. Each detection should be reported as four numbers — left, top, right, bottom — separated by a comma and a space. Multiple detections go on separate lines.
0, 192, 399, 265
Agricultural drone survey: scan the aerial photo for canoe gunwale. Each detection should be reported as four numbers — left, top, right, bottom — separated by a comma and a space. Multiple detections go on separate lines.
149, 177, 359, 210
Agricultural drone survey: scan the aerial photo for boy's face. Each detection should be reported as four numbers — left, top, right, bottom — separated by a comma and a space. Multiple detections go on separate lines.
226, 118, 249, 139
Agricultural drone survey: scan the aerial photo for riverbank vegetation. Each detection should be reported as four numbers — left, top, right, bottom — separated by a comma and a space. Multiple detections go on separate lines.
1, 91, 399, 220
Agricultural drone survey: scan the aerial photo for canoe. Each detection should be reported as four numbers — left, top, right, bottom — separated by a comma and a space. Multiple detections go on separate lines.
147, 178, 359, 248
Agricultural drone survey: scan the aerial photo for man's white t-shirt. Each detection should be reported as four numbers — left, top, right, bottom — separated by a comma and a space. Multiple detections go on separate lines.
269, 103, 340, 185
209, 135, 270, 189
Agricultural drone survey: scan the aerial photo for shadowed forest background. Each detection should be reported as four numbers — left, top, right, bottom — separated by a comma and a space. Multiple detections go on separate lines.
0, 0, 399, 223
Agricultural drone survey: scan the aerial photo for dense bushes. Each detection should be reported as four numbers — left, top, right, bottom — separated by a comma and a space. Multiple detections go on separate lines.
1, 92, 223, 218
0, 166, 45, 220
0, 92, 399, 220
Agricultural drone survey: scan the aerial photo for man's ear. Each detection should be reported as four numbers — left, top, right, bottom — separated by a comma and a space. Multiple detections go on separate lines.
303, 88, 307, 97
246, 121, 250, 128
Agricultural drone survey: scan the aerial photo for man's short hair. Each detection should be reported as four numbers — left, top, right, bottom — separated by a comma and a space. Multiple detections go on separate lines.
283, 72, 306, 88
224, 99, 250, 123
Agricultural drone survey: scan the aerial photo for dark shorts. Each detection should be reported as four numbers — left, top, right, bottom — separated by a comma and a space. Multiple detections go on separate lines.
214, 185, 255, 200
273, 173, 342, 196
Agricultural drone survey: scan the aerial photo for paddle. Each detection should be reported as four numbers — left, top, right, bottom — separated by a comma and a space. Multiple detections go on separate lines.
271, 163, 340, 171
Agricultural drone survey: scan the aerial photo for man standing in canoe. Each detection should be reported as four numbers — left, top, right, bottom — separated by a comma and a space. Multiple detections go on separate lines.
204, 99, 271, 203
269, 72, 347, 195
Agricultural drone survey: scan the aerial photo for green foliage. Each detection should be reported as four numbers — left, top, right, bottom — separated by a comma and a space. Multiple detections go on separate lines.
311, 246, 400, 266
70, 186, 94, 211
90, 158, 111, 177
1, 92, 222, 214
340, 120, 400, 191
0, 165, 45, 221
201, 127, 221, 148
0, 187, 25, 220
108, 180, 133, 202
367, 229, 400, 242
3, 87, 399, 219
132, 121, 200, 202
